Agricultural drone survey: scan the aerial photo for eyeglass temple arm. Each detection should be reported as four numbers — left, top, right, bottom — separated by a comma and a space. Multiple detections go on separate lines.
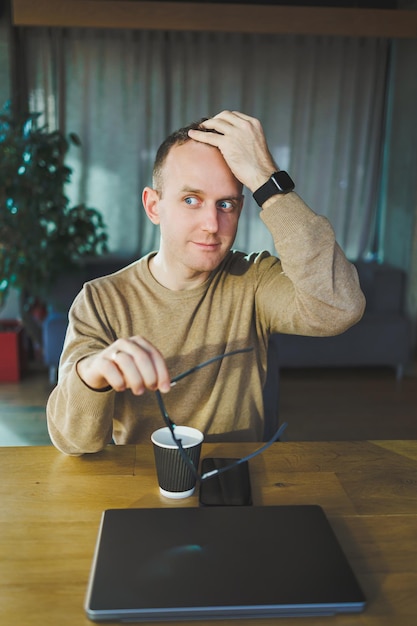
200, 421, 288, 481
171, 347, 254, 385
156, 347, 254, 432
156, 388, 288, 483
155, 389, 176, 429
155, 346, 284, 484
155, 390, 200, 480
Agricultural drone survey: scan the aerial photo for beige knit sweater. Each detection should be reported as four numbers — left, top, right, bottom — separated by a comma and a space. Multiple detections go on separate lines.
47, 193, 365, 454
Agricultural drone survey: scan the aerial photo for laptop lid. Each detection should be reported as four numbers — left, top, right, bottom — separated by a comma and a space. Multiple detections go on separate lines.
85, 505, 366, 622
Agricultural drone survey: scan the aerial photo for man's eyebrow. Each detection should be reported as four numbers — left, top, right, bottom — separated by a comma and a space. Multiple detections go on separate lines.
180, 186, 243, 201
180, 186, 204, 195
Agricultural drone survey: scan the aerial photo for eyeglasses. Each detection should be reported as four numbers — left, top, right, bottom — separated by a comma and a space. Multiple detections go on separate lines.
155, 347, 288, 482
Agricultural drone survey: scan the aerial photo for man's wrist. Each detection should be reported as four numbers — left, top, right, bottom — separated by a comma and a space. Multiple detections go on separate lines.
253, 171, 295, 207
76, 357, 112, 392
249, 168, 277, 193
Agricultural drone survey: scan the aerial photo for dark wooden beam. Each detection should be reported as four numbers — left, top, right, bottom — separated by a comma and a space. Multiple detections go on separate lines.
12, 0, 417, 38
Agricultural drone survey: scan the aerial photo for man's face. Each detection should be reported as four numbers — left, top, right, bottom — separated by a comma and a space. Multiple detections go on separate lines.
148, 140, 243, 285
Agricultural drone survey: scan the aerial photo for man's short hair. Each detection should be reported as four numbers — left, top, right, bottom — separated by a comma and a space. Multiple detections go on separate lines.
152, 118, 209, 194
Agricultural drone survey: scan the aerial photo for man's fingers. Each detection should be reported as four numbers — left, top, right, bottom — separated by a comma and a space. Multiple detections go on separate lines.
126, 336, 171, 392
199, 110, 260, 135
105, 336, 171, 394
187, 126, 222, 147
108, 350, 146, 395
188, 110, 275, 190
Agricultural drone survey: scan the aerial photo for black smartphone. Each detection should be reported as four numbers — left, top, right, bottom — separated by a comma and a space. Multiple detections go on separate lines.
199, 458, 252, 506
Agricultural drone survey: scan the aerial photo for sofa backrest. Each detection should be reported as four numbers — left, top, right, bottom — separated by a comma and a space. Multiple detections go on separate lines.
48, 257, 135, 313
354, 261, 406, 315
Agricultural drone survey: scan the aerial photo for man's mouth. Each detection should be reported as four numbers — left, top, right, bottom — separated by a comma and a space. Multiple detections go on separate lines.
192, 241, 221, 250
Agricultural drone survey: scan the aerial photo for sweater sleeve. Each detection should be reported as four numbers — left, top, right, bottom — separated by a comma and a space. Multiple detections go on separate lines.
258, 192, 366, 336
46, 286, 116, 455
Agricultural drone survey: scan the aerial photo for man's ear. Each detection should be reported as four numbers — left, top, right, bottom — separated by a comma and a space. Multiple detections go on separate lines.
142, 187, 160, 224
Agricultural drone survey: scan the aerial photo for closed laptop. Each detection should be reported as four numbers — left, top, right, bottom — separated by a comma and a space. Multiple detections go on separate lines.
85, 505, 366, 621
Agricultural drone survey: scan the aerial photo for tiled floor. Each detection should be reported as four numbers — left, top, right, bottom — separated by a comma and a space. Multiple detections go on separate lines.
0, 364, 53, 446
0, 361, 416, 446
0, 404, 51, 446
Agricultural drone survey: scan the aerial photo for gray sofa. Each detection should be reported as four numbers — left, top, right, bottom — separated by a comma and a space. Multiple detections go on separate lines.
270, 261, 412, 379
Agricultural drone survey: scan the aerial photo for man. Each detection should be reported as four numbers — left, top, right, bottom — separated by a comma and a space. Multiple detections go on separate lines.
47, 110, 365, 455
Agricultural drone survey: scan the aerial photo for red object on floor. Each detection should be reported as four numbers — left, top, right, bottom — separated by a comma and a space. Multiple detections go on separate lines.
0, 320, 24, 382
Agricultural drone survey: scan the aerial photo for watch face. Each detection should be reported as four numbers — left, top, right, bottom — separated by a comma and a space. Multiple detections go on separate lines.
272, 171, 295, 192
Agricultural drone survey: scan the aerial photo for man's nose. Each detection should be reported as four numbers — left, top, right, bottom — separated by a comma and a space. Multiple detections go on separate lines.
201, 203, 219, 233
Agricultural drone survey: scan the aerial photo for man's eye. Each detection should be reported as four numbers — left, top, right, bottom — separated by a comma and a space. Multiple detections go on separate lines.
217, 200, 234, 211
184, 197, 199, 206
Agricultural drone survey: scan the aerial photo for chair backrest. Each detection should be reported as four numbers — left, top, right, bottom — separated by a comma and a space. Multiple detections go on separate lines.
262, 336, 280, 441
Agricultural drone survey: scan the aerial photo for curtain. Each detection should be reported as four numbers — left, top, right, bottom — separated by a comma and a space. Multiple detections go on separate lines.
23, 28, 389, 260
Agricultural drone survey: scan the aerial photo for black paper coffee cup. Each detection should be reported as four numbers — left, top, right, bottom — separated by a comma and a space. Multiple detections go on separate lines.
151, 426, 204, 498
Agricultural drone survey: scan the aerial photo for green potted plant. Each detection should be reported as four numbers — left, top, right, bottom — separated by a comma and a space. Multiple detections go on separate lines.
0, 100, 108, 359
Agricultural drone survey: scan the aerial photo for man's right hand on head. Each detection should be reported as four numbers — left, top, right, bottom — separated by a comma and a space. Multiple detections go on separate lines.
187, 110, 277, 192
76, 336, 172, 394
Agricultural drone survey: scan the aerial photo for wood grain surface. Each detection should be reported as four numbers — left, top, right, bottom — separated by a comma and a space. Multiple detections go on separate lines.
1, 441, 416, 625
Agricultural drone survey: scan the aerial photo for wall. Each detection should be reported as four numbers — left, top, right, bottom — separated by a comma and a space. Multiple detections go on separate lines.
10, 1, 417, 37
0, 3, 11, 107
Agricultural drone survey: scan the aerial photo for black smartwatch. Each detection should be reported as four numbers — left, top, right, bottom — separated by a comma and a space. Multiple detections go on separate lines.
253, 171, 295, 207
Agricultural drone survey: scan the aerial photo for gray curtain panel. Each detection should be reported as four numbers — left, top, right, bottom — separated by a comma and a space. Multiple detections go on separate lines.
24, 28, 388, 260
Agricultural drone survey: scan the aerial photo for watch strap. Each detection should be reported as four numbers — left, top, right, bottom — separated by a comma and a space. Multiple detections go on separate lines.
253, 171, 295, 207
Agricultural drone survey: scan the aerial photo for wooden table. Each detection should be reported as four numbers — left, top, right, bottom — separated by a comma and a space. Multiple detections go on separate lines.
1, 441, 416, 625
